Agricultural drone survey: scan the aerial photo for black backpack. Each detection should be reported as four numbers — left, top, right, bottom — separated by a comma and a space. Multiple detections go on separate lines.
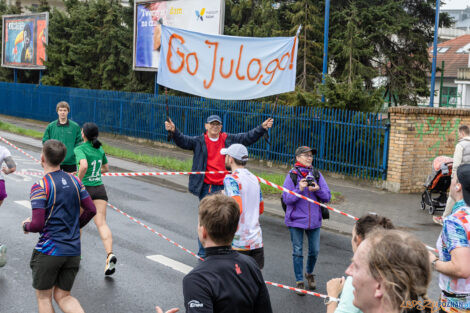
280, 167, 330, 219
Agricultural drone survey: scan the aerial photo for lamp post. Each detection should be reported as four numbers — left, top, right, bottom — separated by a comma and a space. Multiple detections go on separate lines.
321, 0, 330, 103
429, 0, 440, 107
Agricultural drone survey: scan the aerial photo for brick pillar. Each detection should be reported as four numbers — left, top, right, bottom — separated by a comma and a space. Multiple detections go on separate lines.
386, 106, 470, 193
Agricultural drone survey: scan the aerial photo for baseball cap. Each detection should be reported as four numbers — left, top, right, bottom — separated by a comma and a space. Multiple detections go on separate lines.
295, 146, 317, 156
206, 115, 222, 123
457, 164, 470, 206
220, 144, 249, 161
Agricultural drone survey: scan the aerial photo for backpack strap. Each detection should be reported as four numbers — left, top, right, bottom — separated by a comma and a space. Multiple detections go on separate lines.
290, 167, 321, 186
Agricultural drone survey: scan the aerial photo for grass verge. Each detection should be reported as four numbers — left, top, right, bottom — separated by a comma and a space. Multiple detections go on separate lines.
0, 120, 340, 201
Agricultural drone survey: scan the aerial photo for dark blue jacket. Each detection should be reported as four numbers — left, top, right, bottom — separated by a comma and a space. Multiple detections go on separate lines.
172, 125, 267, 197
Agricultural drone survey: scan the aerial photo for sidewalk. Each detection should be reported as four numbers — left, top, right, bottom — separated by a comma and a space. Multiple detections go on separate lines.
0, 114, 442, 246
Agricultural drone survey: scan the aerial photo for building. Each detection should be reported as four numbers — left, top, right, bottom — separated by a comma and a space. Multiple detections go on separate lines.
443, 6, 470, 32
426, 34, 470, 108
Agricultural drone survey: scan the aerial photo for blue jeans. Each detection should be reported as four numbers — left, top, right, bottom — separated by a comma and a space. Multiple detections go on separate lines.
288, 227, 321, 282
197, 183, 225, 258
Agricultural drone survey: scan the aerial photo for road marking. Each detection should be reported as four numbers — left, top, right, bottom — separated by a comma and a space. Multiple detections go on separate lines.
146, 254, 193, 274
14, 200, 31, 209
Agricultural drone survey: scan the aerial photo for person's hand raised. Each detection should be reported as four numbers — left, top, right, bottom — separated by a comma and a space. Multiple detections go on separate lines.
165, 118, 175, 132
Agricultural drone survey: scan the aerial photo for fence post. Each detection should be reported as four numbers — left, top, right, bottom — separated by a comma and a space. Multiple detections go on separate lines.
93, 99, 97, 122
318, 114, 327, 170
119, 100, 123, 134
381, 123, 390, 180
223, 112, 228, 132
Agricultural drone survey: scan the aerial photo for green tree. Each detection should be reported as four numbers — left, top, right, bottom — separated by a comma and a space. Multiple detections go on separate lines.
284, 0, 323, 91
328, 0, 452, 107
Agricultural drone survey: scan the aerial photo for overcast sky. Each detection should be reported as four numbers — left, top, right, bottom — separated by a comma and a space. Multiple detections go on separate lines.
442, 0, 469, 10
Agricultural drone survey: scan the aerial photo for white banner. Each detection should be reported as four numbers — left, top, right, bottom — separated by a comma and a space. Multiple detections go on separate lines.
157, 25, 298, 100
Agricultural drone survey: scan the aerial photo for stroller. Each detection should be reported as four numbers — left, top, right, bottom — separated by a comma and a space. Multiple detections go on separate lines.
421, 156, 453, 215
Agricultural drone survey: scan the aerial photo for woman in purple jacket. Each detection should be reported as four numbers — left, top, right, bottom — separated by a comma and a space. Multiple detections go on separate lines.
282, 146, 331, 294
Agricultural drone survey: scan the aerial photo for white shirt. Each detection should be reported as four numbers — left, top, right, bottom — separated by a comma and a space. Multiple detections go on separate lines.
223, 168, 264, 250
0, 146, 12, 180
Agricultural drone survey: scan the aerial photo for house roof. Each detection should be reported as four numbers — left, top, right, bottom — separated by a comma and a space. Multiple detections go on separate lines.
428, 34, 470, 78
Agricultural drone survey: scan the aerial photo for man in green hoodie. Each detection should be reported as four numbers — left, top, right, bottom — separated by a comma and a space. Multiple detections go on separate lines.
42, 101, 82, 173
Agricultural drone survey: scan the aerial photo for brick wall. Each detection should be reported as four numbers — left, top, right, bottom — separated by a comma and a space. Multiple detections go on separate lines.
386, 106, 470, 193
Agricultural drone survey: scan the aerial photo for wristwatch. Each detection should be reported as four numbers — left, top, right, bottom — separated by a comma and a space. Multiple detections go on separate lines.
432, 258, 439, 271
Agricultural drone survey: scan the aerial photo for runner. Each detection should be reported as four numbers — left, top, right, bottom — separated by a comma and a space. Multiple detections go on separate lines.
22, 139, 96, 313
0, 145, 16, 267
221, 144, 265, 269
74, 122, 116, 275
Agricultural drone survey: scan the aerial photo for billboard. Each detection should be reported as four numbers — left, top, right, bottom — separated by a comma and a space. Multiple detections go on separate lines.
2, 13, 48, 70
133, 0, 224, 71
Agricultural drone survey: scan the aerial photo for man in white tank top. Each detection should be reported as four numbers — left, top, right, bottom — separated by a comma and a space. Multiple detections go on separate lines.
221, 144, 265, 269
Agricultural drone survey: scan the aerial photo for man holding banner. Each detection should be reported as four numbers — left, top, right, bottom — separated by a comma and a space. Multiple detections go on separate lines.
165, 115, 273, 258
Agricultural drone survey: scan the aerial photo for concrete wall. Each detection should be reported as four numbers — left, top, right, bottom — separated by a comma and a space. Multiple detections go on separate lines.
386, 106, 470, 193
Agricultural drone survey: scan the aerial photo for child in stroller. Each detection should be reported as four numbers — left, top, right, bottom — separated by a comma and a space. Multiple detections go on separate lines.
421, 156, 453, 215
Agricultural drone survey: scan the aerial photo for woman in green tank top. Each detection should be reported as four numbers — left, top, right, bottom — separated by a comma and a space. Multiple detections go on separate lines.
75, 122, 116, 276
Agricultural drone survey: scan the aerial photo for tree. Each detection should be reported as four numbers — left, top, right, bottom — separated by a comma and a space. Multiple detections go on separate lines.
328, 0, 452, 106
284, 0, 323, 91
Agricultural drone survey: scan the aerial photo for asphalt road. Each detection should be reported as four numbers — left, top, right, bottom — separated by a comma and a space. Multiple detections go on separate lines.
0, 142, 438, 313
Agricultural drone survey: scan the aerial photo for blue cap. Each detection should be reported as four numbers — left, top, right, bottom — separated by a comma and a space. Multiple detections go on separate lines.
206, 115, 222, 123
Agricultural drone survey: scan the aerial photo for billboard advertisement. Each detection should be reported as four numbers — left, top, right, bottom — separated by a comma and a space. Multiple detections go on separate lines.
2, 13, 48, 70
133, 0, 224, 71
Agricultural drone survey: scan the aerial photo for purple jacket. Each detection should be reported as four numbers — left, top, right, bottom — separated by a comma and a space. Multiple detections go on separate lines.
282, 167, 331, 229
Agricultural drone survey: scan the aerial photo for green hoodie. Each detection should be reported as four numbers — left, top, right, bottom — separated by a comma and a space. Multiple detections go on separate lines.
42, 119, 83, 165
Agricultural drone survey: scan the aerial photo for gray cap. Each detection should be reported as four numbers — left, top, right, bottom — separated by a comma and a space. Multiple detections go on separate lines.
206, 115, 222, 123
220, 144, 248, 161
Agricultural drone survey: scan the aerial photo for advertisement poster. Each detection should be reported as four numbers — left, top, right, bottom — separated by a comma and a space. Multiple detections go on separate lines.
133, 0, 224, 71
2, 13, 48, 70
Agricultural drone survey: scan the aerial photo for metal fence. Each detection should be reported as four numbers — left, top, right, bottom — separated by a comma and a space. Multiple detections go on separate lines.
0, 82, 390, 179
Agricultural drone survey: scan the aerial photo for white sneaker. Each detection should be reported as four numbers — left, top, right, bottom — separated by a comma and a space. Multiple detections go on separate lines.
104, 253, 117, 276
0, 245, 7, 267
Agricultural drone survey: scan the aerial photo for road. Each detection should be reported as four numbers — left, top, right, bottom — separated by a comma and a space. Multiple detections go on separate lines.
0, 141, 438, 313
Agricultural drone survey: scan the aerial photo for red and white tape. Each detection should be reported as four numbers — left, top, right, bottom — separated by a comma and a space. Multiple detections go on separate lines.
1, 136, 439, 254
104, 171, 229, 177
15, 170, 229, 177
107, 203, 204, 261
255, 175, 359, 221
0, 136, 41, 164
107, 201, 337, 300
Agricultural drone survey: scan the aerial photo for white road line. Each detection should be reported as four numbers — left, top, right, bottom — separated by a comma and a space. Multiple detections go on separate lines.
146, 254, 193, 275
14, 200, 31, 209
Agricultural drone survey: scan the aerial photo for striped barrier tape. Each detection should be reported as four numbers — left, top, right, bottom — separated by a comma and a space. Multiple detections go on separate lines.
0, 136, 41, 164
2, 136, 439, 254
255, 175, 359, 221
107, 201, 338, 301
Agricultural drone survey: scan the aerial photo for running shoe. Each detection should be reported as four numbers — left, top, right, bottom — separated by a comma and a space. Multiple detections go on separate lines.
105, 253, 117, 276
0, 244, 7, 267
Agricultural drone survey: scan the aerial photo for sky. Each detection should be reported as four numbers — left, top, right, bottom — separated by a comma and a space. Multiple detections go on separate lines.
441, 0, 469, 10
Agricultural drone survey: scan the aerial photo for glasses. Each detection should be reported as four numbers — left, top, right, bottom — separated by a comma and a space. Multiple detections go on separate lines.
300, 154, 313, 158
209, 122, 222, 127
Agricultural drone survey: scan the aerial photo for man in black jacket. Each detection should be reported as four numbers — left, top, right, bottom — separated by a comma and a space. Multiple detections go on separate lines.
165, 115, 273, 199
165, 114, 273, 258
156, 194, 273, 313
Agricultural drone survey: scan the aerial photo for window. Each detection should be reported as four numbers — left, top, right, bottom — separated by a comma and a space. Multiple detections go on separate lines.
440, 86, 458, 107
456, 43, 470, 53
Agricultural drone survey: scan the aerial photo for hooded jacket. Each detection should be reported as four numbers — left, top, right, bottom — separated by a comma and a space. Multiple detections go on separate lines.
282, 166, 331, 229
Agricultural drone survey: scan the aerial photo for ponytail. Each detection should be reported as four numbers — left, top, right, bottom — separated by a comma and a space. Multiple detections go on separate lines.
91, 137, 102, 149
